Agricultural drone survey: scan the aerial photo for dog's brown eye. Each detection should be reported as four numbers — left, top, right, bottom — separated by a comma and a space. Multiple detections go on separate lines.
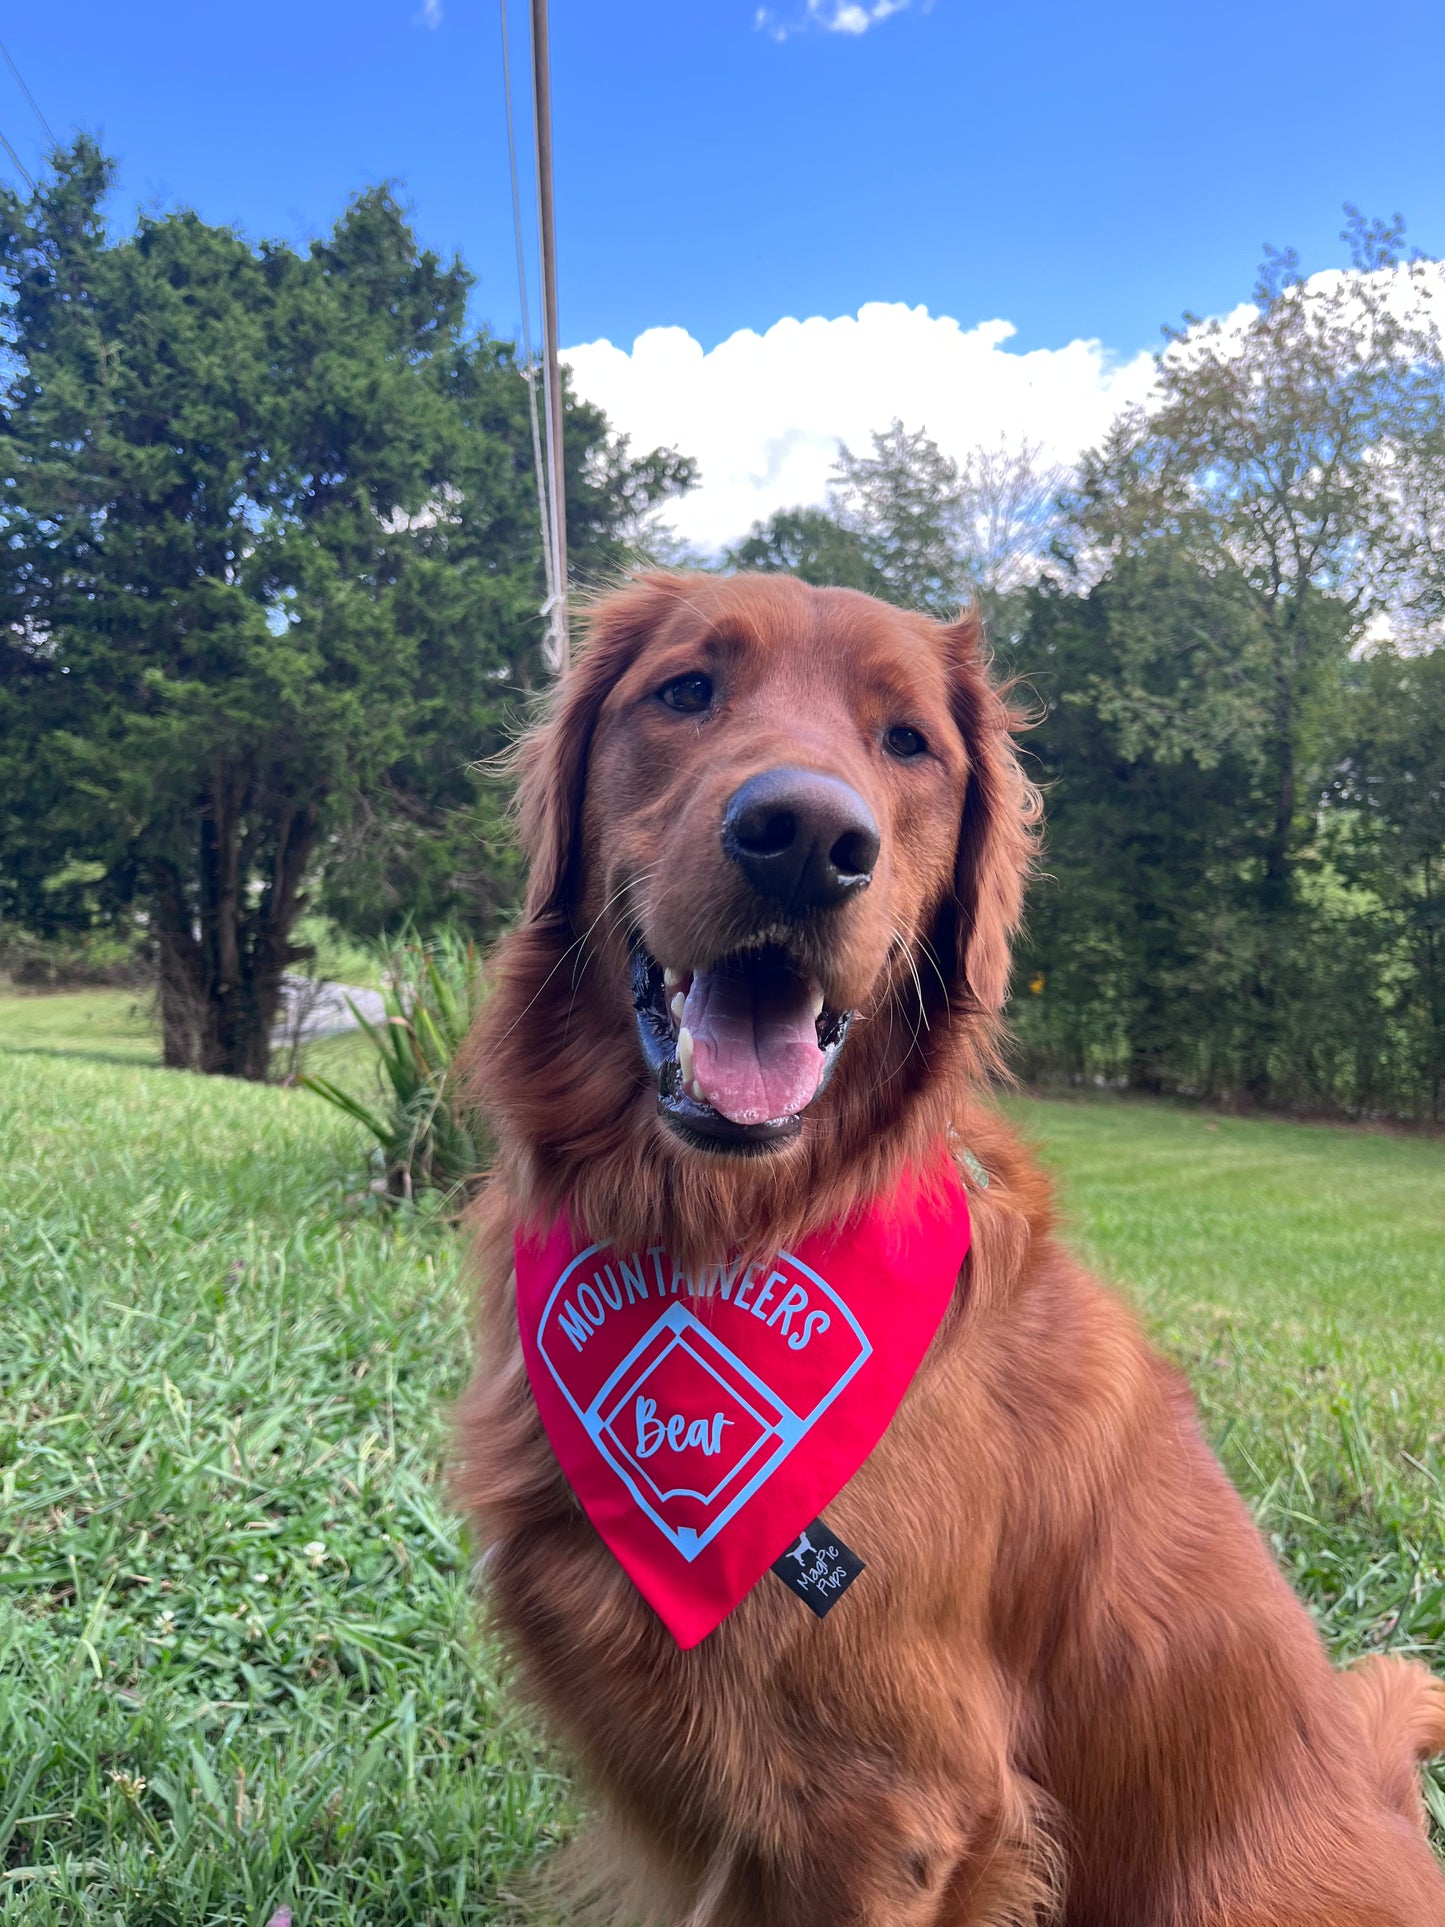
885, 724, 927, 759
657, 673, 712, 714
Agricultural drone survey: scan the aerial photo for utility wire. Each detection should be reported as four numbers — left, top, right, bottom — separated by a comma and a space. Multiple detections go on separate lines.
0, 35, 56, 148
499, 0, 560, 644
0, 120, 35, 193
528, 0, 568, 672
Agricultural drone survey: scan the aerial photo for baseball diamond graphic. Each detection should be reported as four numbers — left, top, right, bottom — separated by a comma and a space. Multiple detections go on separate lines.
514, 1155, 970, 1645
535, 1246, 874, 1562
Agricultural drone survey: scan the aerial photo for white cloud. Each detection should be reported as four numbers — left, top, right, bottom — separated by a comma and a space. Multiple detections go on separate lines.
563, 302, 1156, 553
415, 0, 443, 26
756, 0, 914, 42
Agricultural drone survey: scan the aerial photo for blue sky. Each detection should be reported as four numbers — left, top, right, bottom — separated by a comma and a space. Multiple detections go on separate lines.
5, 0, 1443, 544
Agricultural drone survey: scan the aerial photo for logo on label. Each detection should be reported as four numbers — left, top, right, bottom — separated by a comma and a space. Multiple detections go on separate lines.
534, 1247, 872, 1562
770, 1514, 866, 1616
783, 1529, 819, 1568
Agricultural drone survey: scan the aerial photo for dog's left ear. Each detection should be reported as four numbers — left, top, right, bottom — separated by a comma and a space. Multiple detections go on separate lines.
515, 574, 686, 923
940, 609, 1039, 1010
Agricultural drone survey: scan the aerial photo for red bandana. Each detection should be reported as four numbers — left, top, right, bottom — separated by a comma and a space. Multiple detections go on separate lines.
514, 1146, 971, 1647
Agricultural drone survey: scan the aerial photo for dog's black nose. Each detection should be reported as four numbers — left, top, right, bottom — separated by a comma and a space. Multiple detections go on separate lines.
722, 767, 880, 911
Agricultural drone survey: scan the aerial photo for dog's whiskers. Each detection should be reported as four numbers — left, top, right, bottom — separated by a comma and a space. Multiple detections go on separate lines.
854, 931, 931, 1098
893, 927, 931, 1038
562, 867, 662, 1036
498, 868, 658, 1044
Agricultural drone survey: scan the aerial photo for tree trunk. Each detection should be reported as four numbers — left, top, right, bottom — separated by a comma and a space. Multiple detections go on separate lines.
1246, 605, 1298, 1108
1425, 854, 1442, 1126
1262, 629, 1295, 917
149, 788, 318, 1080
1127, 946, 1171, 1096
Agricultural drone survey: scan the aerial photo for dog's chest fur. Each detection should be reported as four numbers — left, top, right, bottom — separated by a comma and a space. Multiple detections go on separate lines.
456, 1190, 1075, 1925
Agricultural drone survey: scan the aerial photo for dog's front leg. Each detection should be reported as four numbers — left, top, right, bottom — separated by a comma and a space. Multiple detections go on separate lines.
675, 1777, 1058, 1927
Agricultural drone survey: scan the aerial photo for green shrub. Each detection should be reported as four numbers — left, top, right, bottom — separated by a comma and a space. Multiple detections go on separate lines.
0, 917, 149, 989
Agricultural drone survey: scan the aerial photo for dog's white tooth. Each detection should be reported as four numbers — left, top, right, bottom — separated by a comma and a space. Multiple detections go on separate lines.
689, 1077, 707, 1103
677, 1026, 694, 1086
810, 983, 825, 1019
663, 966, 681, 990
670, 991, 686, 1026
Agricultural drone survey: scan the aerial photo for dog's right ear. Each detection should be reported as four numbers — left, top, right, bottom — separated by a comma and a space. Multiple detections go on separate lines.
515, 574, 685, 924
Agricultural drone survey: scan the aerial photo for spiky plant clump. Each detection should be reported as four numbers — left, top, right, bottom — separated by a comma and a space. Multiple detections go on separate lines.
301, 928, 488, 1210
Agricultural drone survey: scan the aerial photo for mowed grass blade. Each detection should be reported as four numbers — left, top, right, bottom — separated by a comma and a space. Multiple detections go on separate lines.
0, 1051, 1440, 1920
0, 1052, 562, 1925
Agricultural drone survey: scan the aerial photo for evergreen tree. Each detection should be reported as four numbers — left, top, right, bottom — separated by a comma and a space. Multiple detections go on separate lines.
0, 140, 689, 1076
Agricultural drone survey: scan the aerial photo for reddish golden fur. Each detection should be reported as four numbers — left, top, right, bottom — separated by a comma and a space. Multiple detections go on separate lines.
456, 573, 1445, 1926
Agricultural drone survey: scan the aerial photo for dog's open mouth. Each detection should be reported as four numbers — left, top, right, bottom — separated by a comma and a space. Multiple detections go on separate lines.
630, 941, 853, 1152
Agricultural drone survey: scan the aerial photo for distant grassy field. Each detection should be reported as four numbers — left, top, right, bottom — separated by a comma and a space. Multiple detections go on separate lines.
1003, 1096, 1445, 1673
0, 987, 158, 1065
1, 1054, 1441, 1922
0, 986, 372, 1085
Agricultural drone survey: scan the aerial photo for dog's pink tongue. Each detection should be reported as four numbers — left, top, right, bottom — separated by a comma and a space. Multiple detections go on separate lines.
682, 959, 824, 1126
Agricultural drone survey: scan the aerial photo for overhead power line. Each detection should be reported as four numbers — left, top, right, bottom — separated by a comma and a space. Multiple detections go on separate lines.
528, 0, 568, 674
0, 34, 56, 149
0, 120, 35, 194
500, 0, 568, 674
499, 0, 560, 666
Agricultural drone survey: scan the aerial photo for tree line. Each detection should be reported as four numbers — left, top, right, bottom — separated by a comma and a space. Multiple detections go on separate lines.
3, 149, 1442, 1120
732, 212, 1445, 1122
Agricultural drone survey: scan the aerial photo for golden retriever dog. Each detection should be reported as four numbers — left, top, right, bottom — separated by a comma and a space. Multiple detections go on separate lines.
456, 573, 1445, 1926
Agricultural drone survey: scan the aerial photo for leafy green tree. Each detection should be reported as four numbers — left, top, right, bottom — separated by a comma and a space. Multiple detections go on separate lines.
829, 419, 969, 615
1005, 557, 1276, 1094
314, 358, 692, 942
1022, 213, 1445, 1108
1328, 646, 1445, 1119
0, 139, 689, 1077
950, 437, 1067, 639
725, 428, 1063, 629
723, 505, 881, 591
1070, 210, 1444, 912
718, 423, 973, 609
1003, 559, 1429, 1115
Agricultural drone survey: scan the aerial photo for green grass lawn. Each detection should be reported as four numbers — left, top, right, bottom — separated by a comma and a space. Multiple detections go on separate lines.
0, 1055, 559, 1925
0, 987, 375, 1088
1, 1059, 1441, 1923
1003, 1096, 1445, 1674
0, 988, 159, 1066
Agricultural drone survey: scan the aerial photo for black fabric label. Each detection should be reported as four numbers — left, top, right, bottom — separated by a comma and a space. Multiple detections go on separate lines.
771, 1517, 865, 1617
